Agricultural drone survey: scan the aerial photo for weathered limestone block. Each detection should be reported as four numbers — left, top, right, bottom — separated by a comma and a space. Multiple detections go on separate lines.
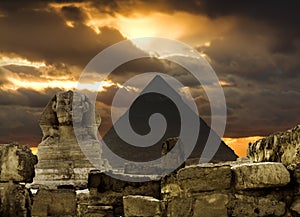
192, 193, 229, 217
291, 197, 300, 215
123, 195, 162, 217
32, 188, 76, 217
88, 170, 161, 215
177, 164, 232, 192
0, 182, 31, 217
292, 163, 300, 185
0, 143, 37, 182
228, 194, 286, 217
76, 189, 90, 217
88, 170, 160, 197
83, 205, 113, 217
166, 196, 194, 217
248, 125, 300, 166
161, 173, 182, 200
124, 163, 163, 175
232, 162, 290, 190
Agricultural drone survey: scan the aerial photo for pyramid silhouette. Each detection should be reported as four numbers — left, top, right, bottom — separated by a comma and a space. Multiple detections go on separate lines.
102, 75, 237, 167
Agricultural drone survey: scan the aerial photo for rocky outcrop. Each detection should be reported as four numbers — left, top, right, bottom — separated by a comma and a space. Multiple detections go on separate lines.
33, 90, 107, 189
0, 143, 37, 217
0, 182, 32, 217
248, 125, 300, 166
0, 143, 37, 182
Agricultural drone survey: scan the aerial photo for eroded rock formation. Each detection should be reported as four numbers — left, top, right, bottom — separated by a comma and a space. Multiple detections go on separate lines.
0, 143, 37, 217
33, 90, 106, 189
248, 125, 300, 166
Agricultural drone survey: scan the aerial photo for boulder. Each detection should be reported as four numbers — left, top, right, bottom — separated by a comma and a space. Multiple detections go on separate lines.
31, 188, 76, 217
232, 162, 290, 190
193, 193, 229, 217
166, 196, 193, 217
228, 194, 286, 217
123, 195, 162, 217
177, 164, 232, 192
248, 125, 300, 166
291, 197, 300, 215
0, 143, 37, 182
0, 182, 31, 217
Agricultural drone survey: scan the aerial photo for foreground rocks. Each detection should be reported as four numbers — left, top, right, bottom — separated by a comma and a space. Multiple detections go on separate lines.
248, 124, 300, 166
2, 140, 300, 216
0, 143, 37, 182
0, 182, 32, 217
0, 143, 37, 217
232, 162, 290, 190
86, 170, 161, 216
32, 189, 77, 217
123, 161, 299, 217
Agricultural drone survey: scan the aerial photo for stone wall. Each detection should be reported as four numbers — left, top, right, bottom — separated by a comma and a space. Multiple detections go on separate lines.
0, 143, 37, 217
123, 125, 300, 217
123, 161, 300, 217
4, 142, 300, 217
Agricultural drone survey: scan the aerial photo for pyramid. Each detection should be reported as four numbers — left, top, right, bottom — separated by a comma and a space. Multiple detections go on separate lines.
102, 75, 237, 168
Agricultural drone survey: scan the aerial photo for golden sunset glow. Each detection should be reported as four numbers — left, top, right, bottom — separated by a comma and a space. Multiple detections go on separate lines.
3, 77, 78, 91
30, 146, 38, 155
5, 77, 114, 92
223, 136, 264, 157
0, 0, 298, 159
0, 56, 46, 68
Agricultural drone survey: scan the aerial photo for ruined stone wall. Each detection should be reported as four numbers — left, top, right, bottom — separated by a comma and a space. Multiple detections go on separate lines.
248, 125, 300, 166
145, 124, 300, 217
123, 161, 300, 217
4, 142, 300, 217
0, 143, 37, 217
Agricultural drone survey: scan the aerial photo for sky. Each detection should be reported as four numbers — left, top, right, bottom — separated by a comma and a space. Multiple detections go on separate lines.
0, 0, 299, 157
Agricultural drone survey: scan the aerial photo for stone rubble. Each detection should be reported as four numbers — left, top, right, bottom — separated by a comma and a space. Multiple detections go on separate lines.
248, 124, 300, 166
0, 143, 37, 217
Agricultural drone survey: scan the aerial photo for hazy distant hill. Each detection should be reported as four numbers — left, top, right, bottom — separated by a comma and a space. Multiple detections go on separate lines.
102, 75, 237, 167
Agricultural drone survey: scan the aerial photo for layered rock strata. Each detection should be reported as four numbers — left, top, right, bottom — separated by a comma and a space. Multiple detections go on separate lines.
33, 90, 106, 189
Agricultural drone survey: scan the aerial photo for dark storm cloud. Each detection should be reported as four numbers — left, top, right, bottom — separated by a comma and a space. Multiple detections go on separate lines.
61, 5, 87, 22
0, 0, 299, 143
0, 2, 125, 68
0, 105, 42, 145
0, 88, 61, 108
0, 87, 61, 145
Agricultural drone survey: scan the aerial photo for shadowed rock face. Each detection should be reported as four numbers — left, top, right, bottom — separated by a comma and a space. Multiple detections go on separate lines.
0, 143, 37, 217
248, 124, 300, 166
33, 90, 106, 189
0, 143, 37, 182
